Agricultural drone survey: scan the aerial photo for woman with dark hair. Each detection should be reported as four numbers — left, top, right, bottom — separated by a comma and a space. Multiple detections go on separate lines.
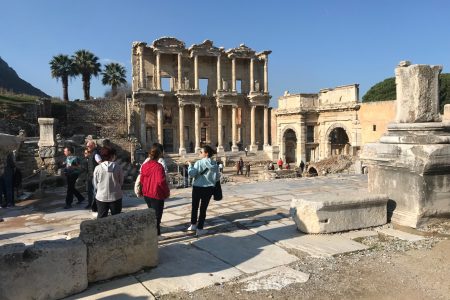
93, 147, 124, 218
187, 145, 219, 236
140, 144, 170, 237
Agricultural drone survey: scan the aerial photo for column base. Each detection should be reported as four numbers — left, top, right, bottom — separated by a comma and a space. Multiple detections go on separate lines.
263, 144, 271, 151
217, 146, 225, 154
231, 145, 239, 152
249, 144, 258, 152
179, 148, 186, 155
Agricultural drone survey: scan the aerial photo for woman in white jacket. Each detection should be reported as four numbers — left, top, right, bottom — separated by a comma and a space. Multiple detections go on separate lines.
93, 147, 124, 218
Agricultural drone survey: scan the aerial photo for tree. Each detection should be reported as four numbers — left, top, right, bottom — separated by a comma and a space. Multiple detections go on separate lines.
72, 50, 101, 100
362, 74, 450, 113
101, 63, 127, 97
49, 54, 75, 101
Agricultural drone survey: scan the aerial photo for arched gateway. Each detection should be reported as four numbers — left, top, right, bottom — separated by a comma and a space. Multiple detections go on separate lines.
283, 129, 297, 163
329, 127, 350, 156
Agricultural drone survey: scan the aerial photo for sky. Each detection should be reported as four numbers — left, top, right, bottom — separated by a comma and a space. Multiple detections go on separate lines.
1, 0, 450, 107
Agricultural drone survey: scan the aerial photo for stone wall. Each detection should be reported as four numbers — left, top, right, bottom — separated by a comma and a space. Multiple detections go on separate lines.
359, 100, 396, 145
64, 98, 127, 138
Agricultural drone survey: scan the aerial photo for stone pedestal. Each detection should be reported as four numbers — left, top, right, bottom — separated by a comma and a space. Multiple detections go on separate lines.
231, 145, 239, 152
38, 118, 58, 173
362, 62, 450, 228
249, 144, 258, 152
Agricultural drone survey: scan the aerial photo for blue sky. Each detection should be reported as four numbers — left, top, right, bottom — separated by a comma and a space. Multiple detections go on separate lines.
1, 0, 449, 107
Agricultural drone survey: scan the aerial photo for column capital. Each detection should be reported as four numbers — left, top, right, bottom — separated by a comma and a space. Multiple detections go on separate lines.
217, 104, 224, 109
195, 104, 202, 109
178, 102, 185, 108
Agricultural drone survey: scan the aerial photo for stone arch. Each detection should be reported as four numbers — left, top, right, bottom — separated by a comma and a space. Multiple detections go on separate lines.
324, 123, 351, 157
280, 126, 299, 164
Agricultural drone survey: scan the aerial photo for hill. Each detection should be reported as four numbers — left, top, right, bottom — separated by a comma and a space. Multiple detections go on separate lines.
0, 56, 50, 98
362, 74, 450, 112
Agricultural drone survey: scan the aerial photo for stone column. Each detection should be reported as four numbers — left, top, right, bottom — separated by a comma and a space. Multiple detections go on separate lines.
263, 105, 269, 147
395, 61, 442, 123
231, 106, 238, 152
216, 55, 221, 90
299, 114, 306, 164
250, 58, 254, 93
178, 53, 182, 90
195, 104, 201, 152
250, 105, 257, 151
139, 45, 145, 89
217, 105, 224, 153
264, 56, 269, 93
194, 55, 199, 90
232, 57, 236, 92
179, 104, 186, 155
140, 104, 146, 148
157, 104, 163, 144
156, 52, 161, 90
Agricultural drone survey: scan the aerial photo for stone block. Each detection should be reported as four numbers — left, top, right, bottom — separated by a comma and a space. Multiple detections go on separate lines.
38, 118, 57, 147
395, 62, 441, 123
290, 193, 388, 233
0, 240, 87, 300
444, 104, 450, 122
79, 209, 158, 282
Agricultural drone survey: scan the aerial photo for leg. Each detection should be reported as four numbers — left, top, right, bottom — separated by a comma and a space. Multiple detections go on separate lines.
110, 199, 122, 215
191, 186, 201, 225
96, 200, 109, 218
86, 177, 94, 207
150, 198, 164, 235
65, 174, 76, 206
71, 174, 85, 203
197, 186, 214, 229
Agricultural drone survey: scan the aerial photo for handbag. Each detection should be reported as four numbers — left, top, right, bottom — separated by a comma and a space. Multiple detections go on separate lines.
134, 174, 143, 197
213, 181, 223, 201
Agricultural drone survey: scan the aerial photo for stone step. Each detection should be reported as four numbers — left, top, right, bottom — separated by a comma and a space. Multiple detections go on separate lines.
376, 228, 425, 242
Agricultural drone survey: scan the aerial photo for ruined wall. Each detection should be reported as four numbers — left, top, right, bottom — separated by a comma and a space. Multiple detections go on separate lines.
65, 99, 127, 138
319, 84, 359, 106
359, 100, 396, 145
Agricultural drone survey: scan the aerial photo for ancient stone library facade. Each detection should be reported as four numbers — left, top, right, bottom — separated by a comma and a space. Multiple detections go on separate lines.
128, 37, 272, 154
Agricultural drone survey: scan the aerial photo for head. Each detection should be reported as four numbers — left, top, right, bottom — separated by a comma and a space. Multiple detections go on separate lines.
152, 143, 164, 156
64, 146, 74, 157
199, 145, 215, 158
86, 140, 96, 151
148, 144, 162, 161
99, 147, 113, 161
84, 148, 90, 157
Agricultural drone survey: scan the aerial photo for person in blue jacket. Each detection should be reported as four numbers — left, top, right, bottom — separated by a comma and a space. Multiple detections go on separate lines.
186, 145, 218, 236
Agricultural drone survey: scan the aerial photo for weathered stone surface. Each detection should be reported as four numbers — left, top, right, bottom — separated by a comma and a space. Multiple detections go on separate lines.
290, 193, 388, 233
395, 62, 442, 123
79, 209, 158, 282
444, 104, 450, 122
38, 117, 57, 147
376, 228, 425, 242
240, 266, 309, 291
0, 240, 87, 300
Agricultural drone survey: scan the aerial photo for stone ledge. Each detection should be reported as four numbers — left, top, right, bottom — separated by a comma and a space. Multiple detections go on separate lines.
0, 239, 87, 300
290, 193, 388, 233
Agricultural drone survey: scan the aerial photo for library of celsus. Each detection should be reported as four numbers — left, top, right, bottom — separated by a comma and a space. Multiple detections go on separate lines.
129, 37, 272, 154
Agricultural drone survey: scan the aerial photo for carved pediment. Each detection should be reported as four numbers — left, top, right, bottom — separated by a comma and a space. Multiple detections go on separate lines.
189, 39, 222, 56
226, 43, 256, 58
152, 37, 186, 51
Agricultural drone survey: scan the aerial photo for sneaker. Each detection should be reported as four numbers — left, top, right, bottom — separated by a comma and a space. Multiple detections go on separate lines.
196, 229, 208, 236
63, 205, 72, 209
91, 212, 98, 217
187, 224, 197, 231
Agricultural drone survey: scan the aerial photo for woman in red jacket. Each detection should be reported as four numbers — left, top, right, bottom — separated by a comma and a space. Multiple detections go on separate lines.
140, 144, 170, 236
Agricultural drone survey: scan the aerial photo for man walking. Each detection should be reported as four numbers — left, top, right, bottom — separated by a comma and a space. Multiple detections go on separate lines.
63, 146, 84, 209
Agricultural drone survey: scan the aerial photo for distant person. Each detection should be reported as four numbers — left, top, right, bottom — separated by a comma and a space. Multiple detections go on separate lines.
218, 160, 224, 174
238, 157, 244, 175
286, 163, 290, 170
93, 147, 124, 218
187, 145, 219, 236
141, 144, 170, 237
63, 146, 85, 209
1, 153, 16, 207
245, 162, 251, 177
277, 158, 283, 170
244, 147, 248, 157
299, 160, 305, 173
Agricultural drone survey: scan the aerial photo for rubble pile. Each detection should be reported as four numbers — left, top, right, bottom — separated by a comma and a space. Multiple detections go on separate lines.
308, 155, 354, 175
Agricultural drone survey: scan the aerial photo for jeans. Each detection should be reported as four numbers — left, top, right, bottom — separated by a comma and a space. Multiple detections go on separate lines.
96, 199, 122, 218
144, 197, 165, 235
191, 186, 214, 229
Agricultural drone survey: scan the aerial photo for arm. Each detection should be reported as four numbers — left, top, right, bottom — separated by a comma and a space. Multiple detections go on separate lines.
188, 160, 200, 177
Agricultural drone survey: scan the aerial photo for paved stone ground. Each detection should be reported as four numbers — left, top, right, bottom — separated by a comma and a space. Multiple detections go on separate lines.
1, 173, 446, 299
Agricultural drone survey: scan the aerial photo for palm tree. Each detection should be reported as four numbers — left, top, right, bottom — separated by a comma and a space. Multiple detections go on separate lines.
101, 63, 127, 97
49, 54, 75, 101
72, 50, 101, 100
